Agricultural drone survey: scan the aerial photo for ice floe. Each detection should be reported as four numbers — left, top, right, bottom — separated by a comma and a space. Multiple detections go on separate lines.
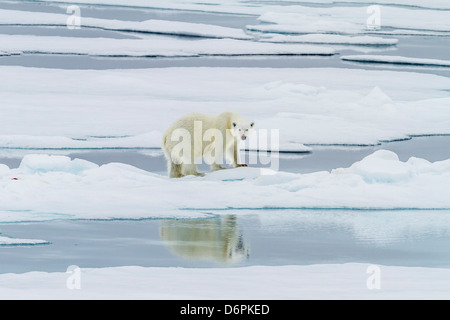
33, 0, 450, 13
342, 55, 450, 67
0, 9, 251, 40
248, 6, 450, 36
0, 263, 449, 299
0, 66, 449, 149
0, 34, 334, 57
259, 34, 398, 46
0, 133, 162, 150
0, 235, 49, 246
0, 150, 449, 224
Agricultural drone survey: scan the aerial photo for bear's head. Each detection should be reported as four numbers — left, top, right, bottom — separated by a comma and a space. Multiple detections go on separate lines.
231, 121, 255, 141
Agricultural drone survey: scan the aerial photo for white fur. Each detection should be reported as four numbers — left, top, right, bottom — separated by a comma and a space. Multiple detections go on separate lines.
162, 111, 254, 178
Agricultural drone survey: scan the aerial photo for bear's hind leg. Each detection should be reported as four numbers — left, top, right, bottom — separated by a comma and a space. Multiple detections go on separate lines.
182, 163, 205, 177
168, 159, 183, 178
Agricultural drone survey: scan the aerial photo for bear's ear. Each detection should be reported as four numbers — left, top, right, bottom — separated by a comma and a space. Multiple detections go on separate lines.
250, 122, 254, 127
232, 122, 237, 128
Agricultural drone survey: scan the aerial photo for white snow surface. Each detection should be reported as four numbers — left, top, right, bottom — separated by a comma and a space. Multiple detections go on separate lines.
21, 1, 450, 39
27, 2, 449, 37
0, 263, 449, 299
34, 0, 450, 13
260, 34, 398, 45
0, 133, 162, 150
0, 8, 397, 46
342, 55, 450, 67
1, 66, 449, 149
0, 236, 49, 246
248, 6, 450, 35
1, 0, 450, 300
0, 34, 334, 57
255, 0, 450, 10
0, 150, 449, 223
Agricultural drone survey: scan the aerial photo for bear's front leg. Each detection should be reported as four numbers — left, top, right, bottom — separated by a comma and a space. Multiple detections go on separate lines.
232, 141, 247, 168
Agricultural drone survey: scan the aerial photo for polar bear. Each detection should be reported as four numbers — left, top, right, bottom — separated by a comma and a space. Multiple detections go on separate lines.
162, 111, 255, 178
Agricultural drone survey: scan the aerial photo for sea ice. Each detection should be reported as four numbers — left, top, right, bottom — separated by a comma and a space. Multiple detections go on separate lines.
248, 6, 450, 35
0, 34, 334, 57
0, 9, 251, 40
0, 263, 449, 299
0, 150, 449, 224
1, 66, 449, 149
0, 236, 49, 246
341, 55, 450, 67
0, 133, 163, 150
33, 0, 450, 13
2, 0, 450, 300
254, 0, 450, 10
259, 34, 398, 46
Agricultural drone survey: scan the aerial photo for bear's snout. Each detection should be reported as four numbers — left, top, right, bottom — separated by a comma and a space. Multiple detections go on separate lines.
241, 136, 247, 140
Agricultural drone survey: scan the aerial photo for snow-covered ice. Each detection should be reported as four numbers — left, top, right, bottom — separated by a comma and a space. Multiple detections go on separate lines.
0, 150, 449, 224
0, 34, 334, 57
0, 235, 49, 246
34, 0, 450, 13
248, 6, 450, 35
254, 0, 450, 10
0, 133, 162, 150
259, 34, 398, 46
0, 8, 251, 40
11, 1, 450, 38
1, 66, 449, 149
2, 0, 450, 300
34, 0, 267, 15
0, 263, 449, 299
342, 55, 450, 67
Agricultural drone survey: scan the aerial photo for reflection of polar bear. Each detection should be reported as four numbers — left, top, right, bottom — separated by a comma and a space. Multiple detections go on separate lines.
160, 215, 250, 264
162, 111, 254, 178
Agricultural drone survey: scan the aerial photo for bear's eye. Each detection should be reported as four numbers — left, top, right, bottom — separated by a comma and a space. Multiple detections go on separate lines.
232, 122, 237, 127
245, 129, 248, 132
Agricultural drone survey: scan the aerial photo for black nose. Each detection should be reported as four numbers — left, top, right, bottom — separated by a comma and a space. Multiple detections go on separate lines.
241, 136, 246, 140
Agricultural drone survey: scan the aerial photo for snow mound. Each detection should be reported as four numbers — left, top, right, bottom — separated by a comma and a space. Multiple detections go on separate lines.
19, 154, 98, 175
0, 150, 449, 224
359, 86, 393, 107
334, 150, 450, 184
334, 150, 411, 183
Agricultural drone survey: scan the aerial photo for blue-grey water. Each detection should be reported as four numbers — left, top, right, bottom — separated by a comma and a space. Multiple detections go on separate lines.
0, 1, 449, 274
1, 209, 450, 273
1, 135, 449, 174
